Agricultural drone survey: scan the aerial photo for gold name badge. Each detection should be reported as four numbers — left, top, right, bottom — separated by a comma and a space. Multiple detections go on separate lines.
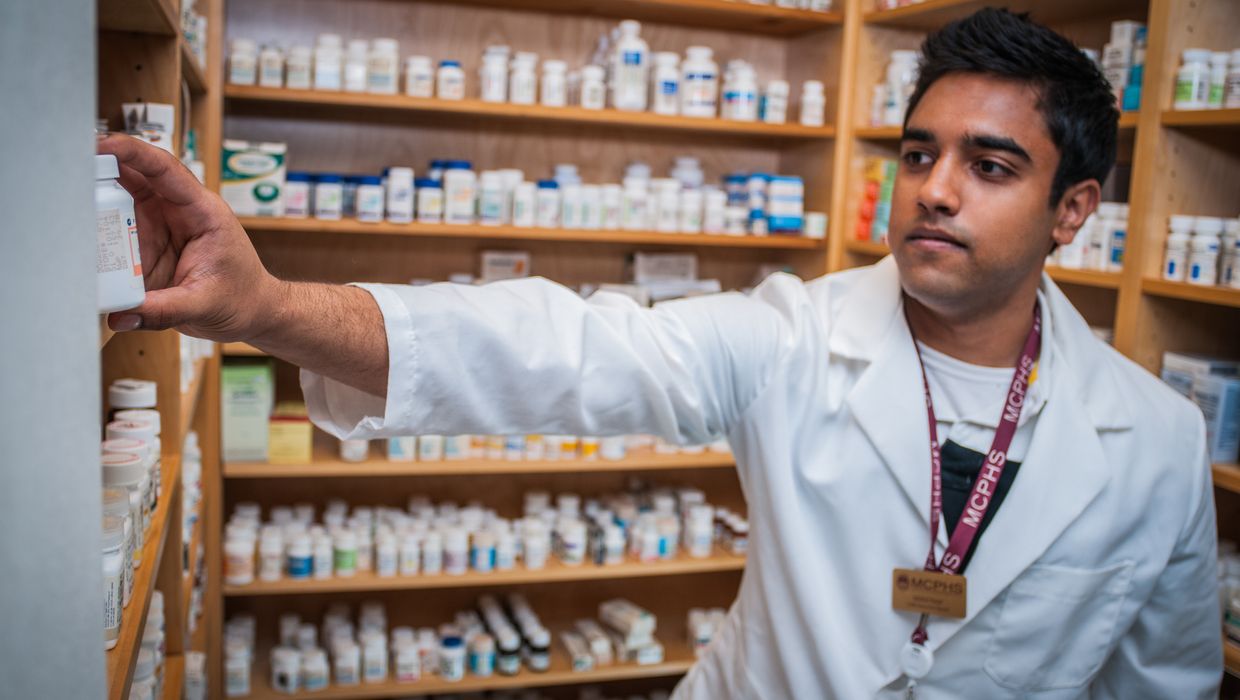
892, 568, 967, 619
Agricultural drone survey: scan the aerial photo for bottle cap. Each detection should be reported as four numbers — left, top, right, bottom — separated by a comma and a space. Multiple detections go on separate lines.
95, 155, 120, 181
109, 378, 157, 409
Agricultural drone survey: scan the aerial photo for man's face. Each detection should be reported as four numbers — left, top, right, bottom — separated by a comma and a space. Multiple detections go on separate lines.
888, 73, 1065, 313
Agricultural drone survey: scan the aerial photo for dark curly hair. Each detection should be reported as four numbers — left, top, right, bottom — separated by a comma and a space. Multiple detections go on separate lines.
905, 8, 1119, 207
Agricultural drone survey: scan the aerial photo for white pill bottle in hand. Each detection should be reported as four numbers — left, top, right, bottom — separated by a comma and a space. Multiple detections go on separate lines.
96, 154, 145, 313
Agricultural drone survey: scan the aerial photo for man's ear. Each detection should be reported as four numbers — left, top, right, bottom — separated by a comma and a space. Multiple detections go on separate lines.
1052, 179, 1102, 248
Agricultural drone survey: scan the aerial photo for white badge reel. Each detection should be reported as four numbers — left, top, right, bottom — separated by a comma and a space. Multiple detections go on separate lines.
900, 641, 934, 679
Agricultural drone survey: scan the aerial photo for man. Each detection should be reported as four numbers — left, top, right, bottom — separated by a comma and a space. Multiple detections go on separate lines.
102, 9, 1220, 698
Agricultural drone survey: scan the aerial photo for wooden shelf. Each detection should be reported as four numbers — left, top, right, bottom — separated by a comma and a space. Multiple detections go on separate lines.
97, 0, 177, 35
225, 442, 734, 478
845, 238, 890, 257
161, 654, 185, 700
1141, 279, 1240, 309
240, 216, 825, 250
178, 357, 208, 448
107, 456, 182, 700
226, 549, 744, 596
100, 315, 117, 351
246, 645, 696, 699
221, 342, 266, 357
181, 40, 206, 95
1118, 112, 1139, 130
225, 85, 834, 141
1226, 639, 1240, 677
1214, 464, 1240, 495
1045, 267, 1122, 290
863, 0, 1146, 30
1162, 109, 1240, 129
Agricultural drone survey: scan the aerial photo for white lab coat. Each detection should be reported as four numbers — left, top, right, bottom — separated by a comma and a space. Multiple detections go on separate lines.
304, 256, 1221, 699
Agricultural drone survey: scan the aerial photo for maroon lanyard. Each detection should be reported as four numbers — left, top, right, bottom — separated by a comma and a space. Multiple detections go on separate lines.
907, 302, 1041, 645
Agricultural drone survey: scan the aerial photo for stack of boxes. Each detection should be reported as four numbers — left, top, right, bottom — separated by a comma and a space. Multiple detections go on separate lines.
1161, 352, 1240, 466
855, 157, 897, 244
1099, 20, 1147, 113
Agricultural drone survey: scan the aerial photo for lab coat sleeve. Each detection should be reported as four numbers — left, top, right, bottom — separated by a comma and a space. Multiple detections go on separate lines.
1091, 412, 1221, 699
301, 274, 803, 443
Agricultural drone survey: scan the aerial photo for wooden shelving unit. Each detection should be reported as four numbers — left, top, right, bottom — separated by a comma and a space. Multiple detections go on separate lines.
1161, 108, 1240, 129
161, 654, 186, 700
1044, 267, 1124, 290
225, 550, 744, 596
1214, 464, 1240, 496
182, 40, 207, 95
1226, 640, 1240, 677
1141, 279, 1240, 309
97, 0, 178, 35
226, 85, 835, 141
240, 216, 826, 250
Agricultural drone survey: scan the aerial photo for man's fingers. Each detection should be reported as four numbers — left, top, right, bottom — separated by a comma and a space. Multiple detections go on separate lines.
108, 286, 202, 333
98, 134, 203, 207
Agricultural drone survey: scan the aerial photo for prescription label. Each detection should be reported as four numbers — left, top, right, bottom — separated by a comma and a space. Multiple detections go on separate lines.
96, 208, 141, 277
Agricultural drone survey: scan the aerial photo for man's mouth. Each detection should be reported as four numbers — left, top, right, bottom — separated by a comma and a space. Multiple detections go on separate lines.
906, 227, 967, 249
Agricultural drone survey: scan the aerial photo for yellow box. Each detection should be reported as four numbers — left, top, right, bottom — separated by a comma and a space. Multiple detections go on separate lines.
268, 402, 312, 465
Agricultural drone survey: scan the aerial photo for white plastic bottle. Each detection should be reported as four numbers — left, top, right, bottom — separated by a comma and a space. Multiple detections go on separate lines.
651, 52, 680, 116
512, 182, 537, 227
722, 61, 758, 121
541, 60, 568, 107
535, 180, 560, 228
442, 161, 477, 225
437, 60, 466, 100
478, 171, 505, 226
313, 36, 342, 91
480, 52, 508, 103
285, 46, 312, 90
355, 176, 385, 223
1174, 49, 1212, 110
560, 183, 583, 230
681, 46, 718, 118
1208, 51, 1230, 109
258, 45, 284, 88
800, 80, 826, 127
228, 39, 258, 86
1188, 217, 1223, 285
386, 167, 415, 224
612, 20, 649, 111
96, 155, 145, 313
1227, 49, 1240, 109
1163, 216, 1194, 281
344, 39, 369, 93
367, 38, 400, 95
580, 65, 606, 110
761, 79, 789, 124
509, 52, 538, 105
404, 56, 434, 98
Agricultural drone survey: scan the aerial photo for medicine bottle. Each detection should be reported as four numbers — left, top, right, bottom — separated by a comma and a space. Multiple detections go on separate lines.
580, 65, 606, 110
1175, 49, 1212, 110
509, 52, 538, 105
525, 628, 551, 671
311, 532, 332, 579
283, 172, 312, 218
301, 648, 329, 691
415, 178, 443, 223
681, 46, 718, 118
1163, 217, 1193, 281
1209, 51, 1230, 108
284, 46, 311, 90
103, 452, 149, 552
651, 52, 680, 115
258, 529, 283, 581
679, 189, 704, 234
367, 38, 400, 95
394, 639, 421, 682
1227, 50, 1240, 109
344, 39, 368, 93
612, 21, 650, 111
228, 39, 258, 85
1222, 219, 1240, 289
443, 161, 477, 225
271, 646, 301, 693
440, 636, 466, 681
621, 177, 649, 231
469, 634, 496, 677
1188, 217, 1223, 286
375, 530, 398, 577
356, 176, 385, 223
103, 488, 134, 605
761, 79, 790, 124
436, 60, 466, 100
384, 167, 413, 223
313, 174, 343, 220
333, 641, 361, 685
479, 52, 508, 103
478, 171, 506, 225
655, 179, 681, 233
444, 528, 469, 575
422, 530, 444, 574
333, 529, 358, 577
541, 60, 568, 107
535, 180, 560, 228
800, 80, 826, 127
560, 183, 583, 230
496, 630, 521, 675
102, 515, 125, 649
512, 181, 537, 227
313, 38, 342, 91
258, 45, 283, 88
404, 56, 434, 98
287, 533, 312, 579
339, 437, 368, 462
95, 155, 145, 314
223, 524, 256, 586
722, 61, 758, 122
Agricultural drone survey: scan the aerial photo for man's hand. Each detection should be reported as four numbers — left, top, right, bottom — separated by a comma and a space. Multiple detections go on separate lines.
99, 134, 281, 340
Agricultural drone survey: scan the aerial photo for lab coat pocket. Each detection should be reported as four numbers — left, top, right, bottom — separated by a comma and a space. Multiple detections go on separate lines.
983, 561, 1134, 692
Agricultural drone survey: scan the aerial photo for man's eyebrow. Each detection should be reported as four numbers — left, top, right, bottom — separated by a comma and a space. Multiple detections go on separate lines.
964, 132, 1033, 164
901, 127, 935, 143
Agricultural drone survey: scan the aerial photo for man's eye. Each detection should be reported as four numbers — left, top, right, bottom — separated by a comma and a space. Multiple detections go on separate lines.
977, 160, 1012, 177
903, 151, 932, 166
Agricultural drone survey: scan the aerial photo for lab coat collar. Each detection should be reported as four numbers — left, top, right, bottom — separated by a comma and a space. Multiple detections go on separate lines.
835, 258, 1131, 658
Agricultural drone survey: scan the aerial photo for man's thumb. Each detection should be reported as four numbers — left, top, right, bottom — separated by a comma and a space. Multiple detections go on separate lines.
108, 286, 199, 332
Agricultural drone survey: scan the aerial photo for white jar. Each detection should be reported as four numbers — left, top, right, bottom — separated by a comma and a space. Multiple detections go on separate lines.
601, 184, 623, 229
334, 529, 358, 577
580, 185, 602, 230
443, 162, 477, 225
679, 189, 704, 233
421, 530, 443, 574
622, 177, 649, 231
394, 640, 421, 682
270, 647, 300, 693
1175, 49, 1212, 110
580, 65, 606, 110
283, 172, 311, 218
681, 46, 718, 118
399, 534, 421, 575
1227, 49, 1240, 109
301, 648, 329, 692
703, 188, 727, 234
439, 636, 466, 681
559, 521, 586, 566
224, 527, 256, 586
95, 155, 145, 313
102, 516, 125, 649
1188, 234, 1220, 285
541, 60, 568, 107
415, 178, 443, 224
478, 171, 505, 225
385, 167, 414, 223
480, 53, 508, 103
612, 20, 649, 111
884, 50, 920, 126
509, 52, 538, 105
356, 176, 385, 223
761, 79, 789, 124
312, 533, 332, 579
228, 38, 258, 85
367, 38, 400, 94
443, 528, 469, 575
258, 530, 283, 582
314, 43, 342, 91
314, 174, 344, 220
437, 60, 466, 100
651, 52, 680, 115
1163, 219, 1192, 281
1223, 220, 1240, 289
512, 182, 537, 227
722, 62, 758, 121
560, 183, 583, 229
800, 80, 826, 127
344, 39, 369, 93
405, 56, 434, 98
258, 45, 283, 88
102, 490, 133, 606
286, 533, 312, 579
333, 641, 361, 685
375, 531, 398, 577
535, 180, 560, 228
1207, 51, 1230, 109
655, 179, 681, 233
285, 46, 312, 90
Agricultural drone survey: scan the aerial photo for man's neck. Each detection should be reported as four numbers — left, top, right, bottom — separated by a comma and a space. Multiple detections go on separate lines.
904, 284, 1040, 368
